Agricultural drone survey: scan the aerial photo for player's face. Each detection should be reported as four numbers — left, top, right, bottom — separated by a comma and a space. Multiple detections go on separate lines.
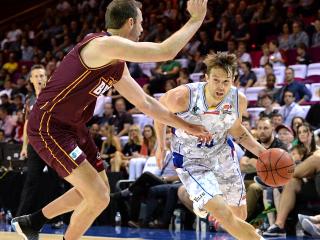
129, 8, 143, 42
206, 67, 233, 100
30, 68, 47, 94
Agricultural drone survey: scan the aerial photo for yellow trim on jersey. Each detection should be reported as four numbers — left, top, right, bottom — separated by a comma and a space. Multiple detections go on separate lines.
47, 114, 79, 167
51, 70, 90, 103
49, 70, 91, 112
39, 111, 71, 175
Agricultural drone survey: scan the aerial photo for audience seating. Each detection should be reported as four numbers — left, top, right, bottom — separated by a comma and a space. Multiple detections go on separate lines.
289, 64, 307, 81
189, 73, 203, 82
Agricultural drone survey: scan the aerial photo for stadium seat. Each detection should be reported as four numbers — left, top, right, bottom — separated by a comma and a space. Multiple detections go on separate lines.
251, 67, 265, 80
289, 64, 307, 81
310, 83, 320, 102
308, 46, 320, 63
132, 114, 154, 129
273, 66, 286, 85
243, 87, 265, 102
120, 136, 129, 148
190, 73, 204, 82
175, 58, 189, 68
247, 107, 264, 125
138, 62, 157, 77
306, 63, 320, 83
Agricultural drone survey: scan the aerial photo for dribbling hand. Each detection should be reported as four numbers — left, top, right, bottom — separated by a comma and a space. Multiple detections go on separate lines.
187, 124, 212, 143
187, 0, 208, 22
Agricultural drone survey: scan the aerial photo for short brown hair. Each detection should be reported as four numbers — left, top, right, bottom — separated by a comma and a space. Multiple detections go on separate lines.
203, 52, 237, 79
105, 0, 142, 29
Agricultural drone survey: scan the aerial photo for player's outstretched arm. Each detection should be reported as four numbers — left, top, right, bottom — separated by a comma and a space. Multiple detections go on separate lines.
229, 93, 266, 157
114, 65, 211, 140
92, 0, 208, 62
154, 86, 190, 168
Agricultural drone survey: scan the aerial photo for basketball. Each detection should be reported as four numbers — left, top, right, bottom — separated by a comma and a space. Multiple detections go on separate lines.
257, 148, 295, 187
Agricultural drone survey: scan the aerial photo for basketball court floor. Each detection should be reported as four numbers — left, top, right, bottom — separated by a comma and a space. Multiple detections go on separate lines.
0, 224, 313, 240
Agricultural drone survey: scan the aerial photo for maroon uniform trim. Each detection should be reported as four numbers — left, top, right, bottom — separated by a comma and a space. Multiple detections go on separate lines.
39, 111, 71, 175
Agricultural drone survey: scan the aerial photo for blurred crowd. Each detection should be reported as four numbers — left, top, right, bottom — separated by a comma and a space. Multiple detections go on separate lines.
0, 0, 320, 237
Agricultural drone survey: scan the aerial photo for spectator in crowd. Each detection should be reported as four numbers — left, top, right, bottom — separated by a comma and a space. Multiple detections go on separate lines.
289, 20, 309, 49
240, 117, 287, 222
296, 42, 311, 65
275, 124, 294, 150
0, 129, 5, 142
237, 62, 257, 88
0, 80, 13, 99
278, 23, 291, 51
278, 68, 312, 105
311, 19, 320, 47
263, 150, 320, 237
237, 41, 252, 64
290, 116, 305, 146
227, 39, 237, 55
97, 102, 114, 126
279, 90, 305, 126
145, 22, 171, 42
271, 112, 283, 129
296, 123, 318, 155
269, 40, 285, 67
259, 93, 279, 119
232, 14, 250, 43
20, 38, 34, 61
2, 53, 18, 75
113, 98, 133, 137
197, 30, 214, 56
100, 124, 122, 172
0, 106, 16, 140
129, 124, 157, 180
112, 130, 177, 228
114, 124, 142, 173
259, 43, 270, 67
176, 68, 191, 86
255, 63, 274, 87
89, 123, 103, 151
11, 78, 28, 96
214, 16, 232, 51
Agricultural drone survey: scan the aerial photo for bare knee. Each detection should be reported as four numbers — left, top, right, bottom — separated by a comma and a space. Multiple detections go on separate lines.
205, 197, 234, 225
230, 205, 247, 220
87, 185, 110, 211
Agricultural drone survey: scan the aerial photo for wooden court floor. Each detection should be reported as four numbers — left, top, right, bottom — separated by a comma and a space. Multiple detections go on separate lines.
0, 232, 142, 240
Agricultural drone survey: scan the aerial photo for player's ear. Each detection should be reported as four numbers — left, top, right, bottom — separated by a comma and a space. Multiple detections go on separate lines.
205, 74, 209, 81
128, 17, 134, 28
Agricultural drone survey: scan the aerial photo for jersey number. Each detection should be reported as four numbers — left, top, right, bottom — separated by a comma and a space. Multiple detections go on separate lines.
197, 139, 216, 148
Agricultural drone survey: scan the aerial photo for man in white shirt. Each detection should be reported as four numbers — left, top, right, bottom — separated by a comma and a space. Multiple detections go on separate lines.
279, 90, 305, 126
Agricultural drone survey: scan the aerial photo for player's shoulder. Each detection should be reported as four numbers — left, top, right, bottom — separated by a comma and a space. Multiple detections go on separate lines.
237, 90, 248, 107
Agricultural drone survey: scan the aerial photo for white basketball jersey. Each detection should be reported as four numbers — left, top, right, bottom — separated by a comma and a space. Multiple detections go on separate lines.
172, 82, 239, 159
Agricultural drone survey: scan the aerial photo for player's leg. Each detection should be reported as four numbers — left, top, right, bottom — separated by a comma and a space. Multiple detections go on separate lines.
63, 160, 109, 240
229, 205, 247, 220
204, 196, 261, 240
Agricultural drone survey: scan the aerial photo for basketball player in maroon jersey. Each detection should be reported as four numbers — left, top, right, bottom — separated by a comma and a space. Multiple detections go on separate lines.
11, 0, 210, 239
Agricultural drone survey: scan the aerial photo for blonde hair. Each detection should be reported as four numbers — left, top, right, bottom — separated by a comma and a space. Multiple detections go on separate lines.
203, 52, 238, 78
128, 124, 142, 145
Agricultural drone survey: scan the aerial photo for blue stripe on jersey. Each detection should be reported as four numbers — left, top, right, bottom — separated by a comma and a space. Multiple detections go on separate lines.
185, 169, 214, 198
172, 152, 184, 168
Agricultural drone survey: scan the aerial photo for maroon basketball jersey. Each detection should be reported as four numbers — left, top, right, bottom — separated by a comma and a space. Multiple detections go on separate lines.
35, 32, 125, 125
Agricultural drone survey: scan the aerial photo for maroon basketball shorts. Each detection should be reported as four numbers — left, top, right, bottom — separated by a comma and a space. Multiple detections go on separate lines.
27, 107, 104, 178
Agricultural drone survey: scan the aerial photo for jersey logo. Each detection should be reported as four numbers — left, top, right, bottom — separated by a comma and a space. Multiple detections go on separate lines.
89, 77, 116, 97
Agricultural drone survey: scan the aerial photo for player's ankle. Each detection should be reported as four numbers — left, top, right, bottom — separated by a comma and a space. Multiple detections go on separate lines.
30, 209, 50, 230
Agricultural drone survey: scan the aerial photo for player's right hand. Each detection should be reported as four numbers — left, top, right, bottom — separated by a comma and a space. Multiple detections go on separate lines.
20, 148, 28, 159
186, 124, 212, 143
187, 0, 208, 22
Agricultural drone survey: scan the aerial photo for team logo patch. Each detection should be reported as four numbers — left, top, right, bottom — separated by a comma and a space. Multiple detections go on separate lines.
69, 146, 82, 160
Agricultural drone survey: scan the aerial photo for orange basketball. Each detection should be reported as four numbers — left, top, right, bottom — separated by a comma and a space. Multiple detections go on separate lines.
257, 148, 295, 187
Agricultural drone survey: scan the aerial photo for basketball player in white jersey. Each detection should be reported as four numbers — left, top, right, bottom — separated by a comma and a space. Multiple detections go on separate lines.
155, 52, 267, 240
